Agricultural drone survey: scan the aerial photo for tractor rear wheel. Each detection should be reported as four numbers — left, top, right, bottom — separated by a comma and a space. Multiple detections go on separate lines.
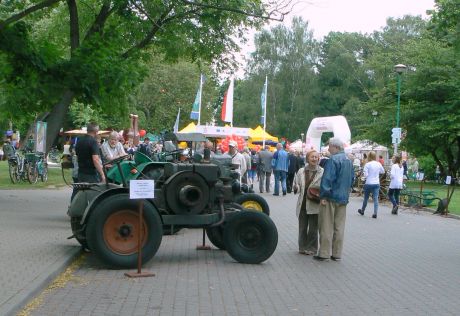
223, 211, 277, 264
86, 194, 163, 268
234, 193, 270, 216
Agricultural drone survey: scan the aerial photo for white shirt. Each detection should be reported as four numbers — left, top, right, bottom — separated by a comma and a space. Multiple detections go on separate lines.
101, 141, 126, 162
389, 163, 404, 189
231, 152, 247, 176
363, 160, 385, 185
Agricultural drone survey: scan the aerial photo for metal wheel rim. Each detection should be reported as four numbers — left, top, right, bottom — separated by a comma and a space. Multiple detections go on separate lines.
103, 210, 148, 255
241, 201, 263, 211
236, 225, 263, 250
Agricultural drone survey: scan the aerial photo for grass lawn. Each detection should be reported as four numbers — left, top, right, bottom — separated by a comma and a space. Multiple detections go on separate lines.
404, 180, 460, 215
0, 160, 72, 189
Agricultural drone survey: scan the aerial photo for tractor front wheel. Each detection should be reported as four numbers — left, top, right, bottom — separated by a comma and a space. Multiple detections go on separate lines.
234, 193, 270, 216
223, 211, 277, 264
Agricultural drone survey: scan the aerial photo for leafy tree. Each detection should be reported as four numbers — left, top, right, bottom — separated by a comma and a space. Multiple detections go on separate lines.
239, 17, 319, 139
0, 0, 291, 150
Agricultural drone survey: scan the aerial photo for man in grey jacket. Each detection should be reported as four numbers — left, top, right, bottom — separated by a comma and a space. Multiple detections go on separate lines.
257, 145, 273, 193
314, 138, 354, 262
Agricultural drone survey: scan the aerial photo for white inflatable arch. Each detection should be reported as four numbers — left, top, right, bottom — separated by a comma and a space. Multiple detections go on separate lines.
305, 115, 351, 151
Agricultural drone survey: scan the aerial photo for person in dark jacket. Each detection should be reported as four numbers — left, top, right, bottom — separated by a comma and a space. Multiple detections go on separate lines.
287, 149, 300, 193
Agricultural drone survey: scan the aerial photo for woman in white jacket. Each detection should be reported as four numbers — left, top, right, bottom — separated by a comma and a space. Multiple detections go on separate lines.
293, 150, 324, 255
388, 155, 404, 214
358, 151, 385, 218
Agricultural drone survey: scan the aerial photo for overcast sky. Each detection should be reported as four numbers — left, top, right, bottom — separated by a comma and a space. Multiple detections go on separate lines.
236, 0, 435, 76
287, 0, 435, 38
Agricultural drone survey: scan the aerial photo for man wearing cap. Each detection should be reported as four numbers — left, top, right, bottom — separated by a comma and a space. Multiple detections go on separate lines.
229, 141, 246, 180
314, 137, 354, 262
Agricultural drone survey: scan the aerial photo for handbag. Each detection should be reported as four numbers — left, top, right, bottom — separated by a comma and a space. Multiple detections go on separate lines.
307, 187, 321, 203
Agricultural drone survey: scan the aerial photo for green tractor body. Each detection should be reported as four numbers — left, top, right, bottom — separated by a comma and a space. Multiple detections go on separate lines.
68, 147, 276, 268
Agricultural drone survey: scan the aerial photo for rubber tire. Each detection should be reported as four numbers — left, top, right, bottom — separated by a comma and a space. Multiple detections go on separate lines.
9, 161, 19, 184
234, 193, 270, 216
27, 162, 38, 184
40, 163, 48, 182
223, 211, 278, 264
206, 226, 225, 250
86, 194, 163, 269
70, 216, 88, 249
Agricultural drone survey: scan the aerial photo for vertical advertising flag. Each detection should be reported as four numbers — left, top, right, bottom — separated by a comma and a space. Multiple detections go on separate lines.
221, 77, 234, 124
173, 108, 181, 133
260, 76, 267, 125
190, 74, 204, 123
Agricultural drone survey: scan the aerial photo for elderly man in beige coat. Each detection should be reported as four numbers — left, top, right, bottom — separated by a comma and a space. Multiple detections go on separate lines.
293, 150, 324, 255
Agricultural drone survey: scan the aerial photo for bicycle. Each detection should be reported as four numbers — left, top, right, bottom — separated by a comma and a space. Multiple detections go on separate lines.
26, 152, 48, 184
47, 146, 61, 164
8, 151, 30, 183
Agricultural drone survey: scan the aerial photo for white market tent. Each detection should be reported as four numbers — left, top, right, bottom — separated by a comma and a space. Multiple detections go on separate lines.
349, 140, 389, 164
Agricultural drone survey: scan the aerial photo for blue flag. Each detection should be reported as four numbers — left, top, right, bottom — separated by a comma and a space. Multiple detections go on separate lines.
260, 77, 267, 125
190, 74, 204, 121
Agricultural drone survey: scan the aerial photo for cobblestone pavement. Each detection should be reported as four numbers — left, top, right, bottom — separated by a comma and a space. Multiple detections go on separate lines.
0, 188, 80, 316
25, 189, 460, 316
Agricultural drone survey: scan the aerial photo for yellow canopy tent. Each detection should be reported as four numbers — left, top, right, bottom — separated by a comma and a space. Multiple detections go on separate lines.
178, 122, 196, 133
249, 126, 278, 142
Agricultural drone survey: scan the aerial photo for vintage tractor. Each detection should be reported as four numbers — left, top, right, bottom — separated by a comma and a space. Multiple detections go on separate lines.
68, 149, 277, 268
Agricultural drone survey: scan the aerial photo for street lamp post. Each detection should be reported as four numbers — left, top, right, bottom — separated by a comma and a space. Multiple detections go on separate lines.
393, 64, 407, 154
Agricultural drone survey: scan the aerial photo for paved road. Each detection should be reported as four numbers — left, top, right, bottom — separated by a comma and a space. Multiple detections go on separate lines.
0, 188, 80, 316
24, 190, 460, 316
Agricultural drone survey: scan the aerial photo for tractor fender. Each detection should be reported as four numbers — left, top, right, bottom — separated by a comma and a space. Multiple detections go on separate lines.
68, 183, 119, 218
80, 188, 161, 225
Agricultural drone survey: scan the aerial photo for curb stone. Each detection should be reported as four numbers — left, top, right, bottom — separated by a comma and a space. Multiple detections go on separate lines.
2, 247, 81, 316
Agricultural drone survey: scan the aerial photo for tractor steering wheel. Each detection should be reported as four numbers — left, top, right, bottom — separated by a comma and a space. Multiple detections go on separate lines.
103, 154, 130, 167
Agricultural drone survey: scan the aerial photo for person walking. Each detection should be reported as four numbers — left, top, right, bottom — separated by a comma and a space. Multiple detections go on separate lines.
272, 143, 289, 196
388, 155, 404, 215
287, 149, 300, 193
241, 148, 251, 185
228, 141, 246, 181
258, 145, 273, 193
293, 150, 323, 255
358, 151, 385, 218
314, 138, 354, 262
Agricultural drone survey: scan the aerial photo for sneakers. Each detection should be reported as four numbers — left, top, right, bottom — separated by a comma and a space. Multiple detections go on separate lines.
358, 209, 364, 216
313, 255, 330, 262
392, 205, 399, 215
330, 256, 341, 261
282, 191, 286, 196
372, 214, 377, 219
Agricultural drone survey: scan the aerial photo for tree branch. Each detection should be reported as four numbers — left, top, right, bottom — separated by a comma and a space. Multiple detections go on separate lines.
0, 0, 63, 31
121, 7, 173, 59
83, 1, 114, 41
67, 0, 80, 54
180, 0, 292, 22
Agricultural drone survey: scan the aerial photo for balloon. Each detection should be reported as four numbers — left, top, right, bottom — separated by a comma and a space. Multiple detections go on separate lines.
139, 129, 146, 137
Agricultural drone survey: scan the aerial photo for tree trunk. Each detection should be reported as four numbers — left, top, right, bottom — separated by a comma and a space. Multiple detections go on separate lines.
45, 89, 74, 152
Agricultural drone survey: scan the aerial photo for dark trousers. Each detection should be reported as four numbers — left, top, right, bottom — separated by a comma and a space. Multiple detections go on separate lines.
259, 171, 271, 193
388, 188, 401, 207
287, 172, 295, 193
298, 211, 318, 252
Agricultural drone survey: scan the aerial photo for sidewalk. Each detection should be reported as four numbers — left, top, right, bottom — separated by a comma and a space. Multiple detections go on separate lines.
0, 188, 81, 316
23, 191, 460, 315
